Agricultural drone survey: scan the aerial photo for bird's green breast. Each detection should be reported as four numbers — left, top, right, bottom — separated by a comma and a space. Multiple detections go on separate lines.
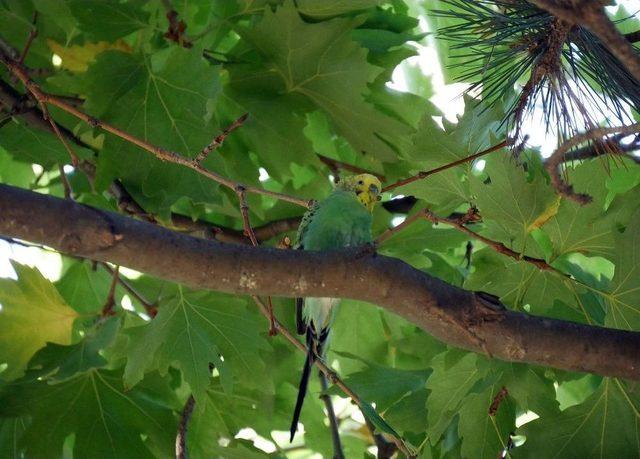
299, 190, 373, 251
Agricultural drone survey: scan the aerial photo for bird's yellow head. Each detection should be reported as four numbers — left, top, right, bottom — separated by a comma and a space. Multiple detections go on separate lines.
337, 174, 382, 212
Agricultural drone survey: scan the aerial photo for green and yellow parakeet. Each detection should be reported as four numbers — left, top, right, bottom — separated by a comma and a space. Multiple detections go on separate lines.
289, 173, 382, 441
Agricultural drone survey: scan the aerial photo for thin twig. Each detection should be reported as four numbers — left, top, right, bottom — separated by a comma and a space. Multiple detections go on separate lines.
378, 207, 562, 274
4, 25, 80, 168
423, 208, 562, 273
176, 395, 195, 459
235, 186, 259, 245
375, 211, 427, 245
99, 262, 158, 317
0, 73, 302, 248
46, 111, 80, 167
58, 164, 73, 199
17, 12, 38, 66
237, 186, 278, 335
251, 297, 415, 458
382, 139, 508, 192
554, 133, 640, 163
545, 123, 640, 204
193, 113, 248, 164
318, 371, 345, 459
317, 154, 386, 182
0, 53, 311, 208
101, 265, 119, 316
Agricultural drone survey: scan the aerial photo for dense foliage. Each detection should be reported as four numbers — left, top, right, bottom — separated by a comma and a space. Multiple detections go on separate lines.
0, 0, 639, 458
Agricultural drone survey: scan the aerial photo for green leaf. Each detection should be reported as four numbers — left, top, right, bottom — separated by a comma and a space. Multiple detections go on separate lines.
384, 388, 429, 435
492, 362, 559, 418
378, 216, 467, 267
67, 0, 149, 41
123, 287, 269, 404
0, 417, 28, 459
331, 300, 395, 374
516, 378, 640, 458
26, 318, 119, 382
543, 161, 635, 261
330, 351, 430, 411
395, 97, 506, 212
86, 48, 222, 215
0, 118, 90, 168
425, 351, 487, 441
0, 369, 176, 459
55, 261, 119, 314
458, 383, 515, 459
604, 210, 640, 330
464, 249, 579, 316
297, 0, 382, 18
222, 70, 318, 180
471, 155, 558, 256
189, 382, 261, 440
0, 262, 79, 380
242, 1, 411, 163
0, 147, 36, 188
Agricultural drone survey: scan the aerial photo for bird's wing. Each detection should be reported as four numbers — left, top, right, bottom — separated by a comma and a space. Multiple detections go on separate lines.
293, 200, 320, 335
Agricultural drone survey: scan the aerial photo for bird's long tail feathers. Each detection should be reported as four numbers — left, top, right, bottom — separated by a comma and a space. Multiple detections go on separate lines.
289, 328, 328, 442
289, 346, 313, 442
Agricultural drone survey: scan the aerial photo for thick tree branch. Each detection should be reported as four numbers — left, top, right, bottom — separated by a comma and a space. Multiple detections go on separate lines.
0, 79, 301, 245
2, 184, 640, 381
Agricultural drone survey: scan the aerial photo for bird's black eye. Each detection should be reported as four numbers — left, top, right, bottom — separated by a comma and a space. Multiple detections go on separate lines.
358, 180, 363, 185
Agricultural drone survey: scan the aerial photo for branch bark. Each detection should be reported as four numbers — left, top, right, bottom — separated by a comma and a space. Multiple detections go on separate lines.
2, 184, 640, 380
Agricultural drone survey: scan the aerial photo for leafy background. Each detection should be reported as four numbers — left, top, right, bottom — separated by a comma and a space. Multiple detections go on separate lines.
0, 0, 639, 458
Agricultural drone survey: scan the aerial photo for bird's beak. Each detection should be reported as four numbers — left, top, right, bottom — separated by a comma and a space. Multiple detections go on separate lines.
369, 184, 379, 195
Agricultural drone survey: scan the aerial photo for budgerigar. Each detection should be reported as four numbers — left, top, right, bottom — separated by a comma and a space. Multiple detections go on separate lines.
289, 173, 382, 442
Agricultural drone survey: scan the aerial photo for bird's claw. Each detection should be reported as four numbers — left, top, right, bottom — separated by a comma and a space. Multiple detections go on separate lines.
355, 242, 377, 258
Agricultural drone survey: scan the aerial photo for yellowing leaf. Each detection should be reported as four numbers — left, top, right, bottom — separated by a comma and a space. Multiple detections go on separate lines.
527, 195, 561, 232
47, 39, 132, 72
0, 262, 78, 380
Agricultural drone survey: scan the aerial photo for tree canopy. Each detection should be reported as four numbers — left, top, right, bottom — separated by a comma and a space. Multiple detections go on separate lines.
0, 0, 639, 458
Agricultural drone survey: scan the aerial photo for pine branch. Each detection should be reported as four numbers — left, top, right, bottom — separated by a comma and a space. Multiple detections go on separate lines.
528, 0, 640, 82
101, 265, 120, 317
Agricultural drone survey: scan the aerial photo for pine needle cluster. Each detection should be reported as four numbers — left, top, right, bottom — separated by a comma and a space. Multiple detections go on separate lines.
433, 0, 640, 145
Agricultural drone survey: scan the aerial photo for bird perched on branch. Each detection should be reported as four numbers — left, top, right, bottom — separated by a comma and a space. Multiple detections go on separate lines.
289, 173, 381, 442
